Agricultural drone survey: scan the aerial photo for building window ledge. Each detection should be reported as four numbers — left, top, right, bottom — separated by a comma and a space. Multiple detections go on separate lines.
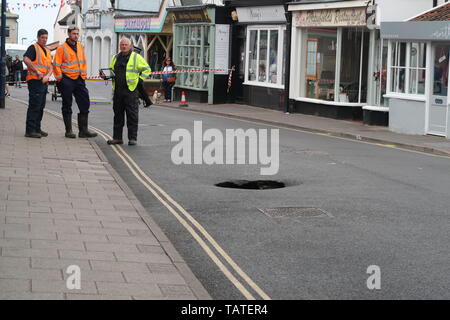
383, 93, 426, 102
243, 81, 285, 90
294, 97, 365, 107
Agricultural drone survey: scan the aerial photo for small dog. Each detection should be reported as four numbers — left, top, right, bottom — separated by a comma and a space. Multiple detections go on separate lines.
151, 90, 163, 104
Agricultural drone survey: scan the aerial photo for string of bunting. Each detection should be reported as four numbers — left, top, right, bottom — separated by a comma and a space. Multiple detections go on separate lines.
7, 0, 71, 12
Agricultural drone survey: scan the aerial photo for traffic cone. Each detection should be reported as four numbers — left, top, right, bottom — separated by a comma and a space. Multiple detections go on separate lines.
179, 91, 189, 107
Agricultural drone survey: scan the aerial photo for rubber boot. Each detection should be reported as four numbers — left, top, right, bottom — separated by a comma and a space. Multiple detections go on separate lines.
78, 113, 98, 138
63, 114, 76, 139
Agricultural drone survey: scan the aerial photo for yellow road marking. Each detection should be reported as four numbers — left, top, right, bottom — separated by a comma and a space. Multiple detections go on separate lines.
39, 106, 270, 300
93, 126, 271, 300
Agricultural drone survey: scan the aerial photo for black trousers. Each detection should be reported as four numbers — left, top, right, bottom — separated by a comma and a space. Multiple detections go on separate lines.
59, 76, 90, 115
162, 81, 174, 100
112, 89, 139, 141
137, 79, 152, 106
26, 80, 48, 133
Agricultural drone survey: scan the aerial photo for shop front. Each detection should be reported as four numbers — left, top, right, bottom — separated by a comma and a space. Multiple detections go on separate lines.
169, 5, 231, 104
114, 0, 173, 73
226, 1, 288, 110
381, 5, 450, 138
288, 1, 380, 120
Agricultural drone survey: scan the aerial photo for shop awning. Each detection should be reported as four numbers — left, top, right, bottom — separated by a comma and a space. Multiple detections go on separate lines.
381, 3, 450, 41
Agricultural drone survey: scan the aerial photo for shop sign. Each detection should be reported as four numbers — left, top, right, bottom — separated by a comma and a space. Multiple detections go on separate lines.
173, 10, 211, 24
236, 6, 286, 23
381, 22, 450, 41
215, 24, 230, 75
293, 7, 367, 27
115, 15, 164, 33
85, 12, 101, 29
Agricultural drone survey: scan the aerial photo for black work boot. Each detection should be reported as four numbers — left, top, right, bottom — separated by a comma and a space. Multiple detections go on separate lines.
78, 113, 98, 138
63, 114, 76, 139
107, 139, 123, 145
25, 132, 42, 139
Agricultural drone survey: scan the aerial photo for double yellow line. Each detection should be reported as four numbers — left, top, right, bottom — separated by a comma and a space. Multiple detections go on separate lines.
43, 108, 271, 300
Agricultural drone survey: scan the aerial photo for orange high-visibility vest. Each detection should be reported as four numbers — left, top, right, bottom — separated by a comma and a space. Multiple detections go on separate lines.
53, 41, 87, 81
26, 43, 52, 82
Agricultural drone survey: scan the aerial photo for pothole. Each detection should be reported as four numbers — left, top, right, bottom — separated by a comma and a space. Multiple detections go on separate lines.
215, 180, 286, 190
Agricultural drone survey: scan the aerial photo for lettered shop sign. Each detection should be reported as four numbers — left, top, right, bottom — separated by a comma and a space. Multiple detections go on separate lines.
294, 7, 367, 27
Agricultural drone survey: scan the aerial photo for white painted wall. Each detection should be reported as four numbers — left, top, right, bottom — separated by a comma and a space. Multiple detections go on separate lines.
376, 0, 435, 23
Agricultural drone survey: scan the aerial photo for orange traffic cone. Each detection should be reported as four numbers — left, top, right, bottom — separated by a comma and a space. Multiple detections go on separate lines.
179, 91, 189, 107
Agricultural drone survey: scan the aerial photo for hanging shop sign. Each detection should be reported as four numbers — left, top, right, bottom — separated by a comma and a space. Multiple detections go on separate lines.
236, 6, 286, 24
85, 12, 101, 29
293, 7, 367, 27
215, 24, 230, 75
172, 9, 211, 24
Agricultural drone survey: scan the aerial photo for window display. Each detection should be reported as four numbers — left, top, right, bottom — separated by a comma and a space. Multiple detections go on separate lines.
246, 26, 286, 87
390, 41, 426, 95
175, 25, 212, 90
305, 28, 337, 101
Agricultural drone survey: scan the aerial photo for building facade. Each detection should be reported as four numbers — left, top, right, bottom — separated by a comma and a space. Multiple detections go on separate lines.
381, 1, 450, 138
226, 0, 289, 110
287, 0, 443, 122
5, 12, 19, 44
54, 0, 82, 46
169, 3, 231, 104
81, 0, 117, 76
114, 0, 173, 74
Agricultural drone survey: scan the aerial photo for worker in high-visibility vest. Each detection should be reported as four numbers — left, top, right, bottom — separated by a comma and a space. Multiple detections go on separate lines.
100, 38, 151, 146
23, 29, 53, 139
53, 27, 97, 139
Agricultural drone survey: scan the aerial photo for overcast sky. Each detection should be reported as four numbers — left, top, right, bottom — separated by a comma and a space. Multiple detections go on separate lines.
13, 0, 60, 46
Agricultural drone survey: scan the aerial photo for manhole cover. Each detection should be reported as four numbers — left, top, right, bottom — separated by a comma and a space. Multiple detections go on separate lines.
215, 180, 285, 190
258, 207, 332, 218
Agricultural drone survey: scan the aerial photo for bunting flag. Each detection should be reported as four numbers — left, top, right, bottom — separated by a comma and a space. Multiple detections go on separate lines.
6, 0, 73, 12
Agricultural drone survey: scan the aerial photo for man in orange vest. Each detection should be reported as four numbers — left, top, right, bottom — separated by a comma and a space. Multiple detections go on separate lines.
53, 27, 97, 138
23, 29, 53, 138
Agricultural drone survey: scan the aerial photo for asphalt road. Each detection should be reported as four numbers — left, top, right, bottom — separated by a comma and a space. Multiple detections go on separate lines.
10, 84, 450, 300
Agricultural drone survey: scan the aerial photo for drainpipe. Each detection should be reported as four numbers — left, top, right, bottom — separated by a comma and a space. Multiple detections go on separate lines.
284, 1, 292, 114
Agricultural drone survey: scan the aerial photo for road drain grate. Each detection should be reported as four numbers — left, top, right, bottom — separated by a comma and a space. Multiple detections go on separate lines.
257, 207, 332, 218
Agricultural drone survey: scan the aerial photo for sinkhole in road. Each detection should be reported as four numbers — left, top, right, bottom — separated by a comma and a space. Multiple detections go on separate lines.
215, 180, 286, 190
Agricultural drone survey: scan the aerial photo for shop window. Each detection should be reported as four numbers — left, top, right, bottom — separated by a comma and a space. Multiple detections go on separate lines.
246, 26, 286, 88
390, 41, 426, 95
175, 25, 211, 90
305, 28, 337, 101
340, 29, 370, 103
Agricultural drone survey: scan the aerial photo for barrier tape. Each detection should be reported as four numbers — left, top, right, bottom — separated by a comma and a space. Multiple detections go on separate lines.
86, 68, 231, 80
5, 68, 232, 84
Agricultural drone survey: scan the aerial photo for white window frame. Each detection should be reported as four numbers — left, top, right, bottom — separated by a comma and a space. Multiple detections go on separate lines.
244, 25, 286, 89
387, 40, 427, 98
299, 27, 370, 106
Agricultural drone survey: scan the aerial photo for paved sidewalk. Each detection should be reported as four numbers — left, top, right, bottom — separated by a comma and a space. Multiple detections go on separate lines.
0, 99, 210, 300
160, 101, 450, 157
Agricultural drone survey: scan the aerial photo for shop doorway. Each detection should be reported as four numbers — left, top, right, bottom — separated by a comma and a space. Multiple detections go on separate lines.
428, 44, 449, 136
230, 26, 246, 103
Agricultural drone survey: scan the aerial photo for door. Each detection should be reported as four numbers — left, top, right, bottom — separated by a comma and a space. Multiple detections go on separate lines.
428, 44, 449, 136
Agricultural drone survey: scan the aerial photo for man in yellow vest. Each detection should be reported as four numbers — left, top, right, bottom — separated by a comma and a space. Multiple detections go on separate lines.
102, 38, 151, 146
23, 29, 53, 138
53, 27, 97, 139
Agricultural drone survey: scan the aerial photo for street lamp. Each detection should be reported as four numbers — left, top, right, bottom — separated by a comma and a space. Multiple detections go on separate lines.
1, 0, 7, 109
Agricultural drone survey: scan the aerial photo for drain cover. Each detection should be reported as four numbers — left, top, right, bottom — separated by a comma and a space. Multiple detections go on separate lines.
258, 207, 332, 218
